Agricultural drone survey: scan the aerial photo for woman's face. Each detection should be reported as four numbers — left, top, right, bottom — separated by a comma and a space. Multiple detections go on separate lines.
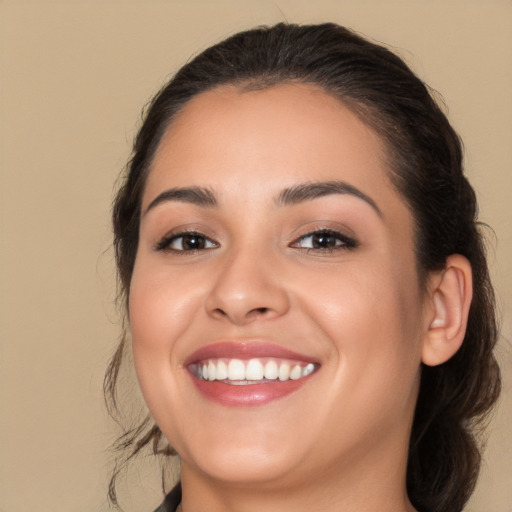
130, 84, 430, 489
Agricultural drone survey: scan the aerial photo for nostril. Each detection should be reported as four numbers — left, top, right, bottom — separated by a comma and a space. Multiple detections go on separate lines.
210, 306, 270, 323
248, 307, 270, 316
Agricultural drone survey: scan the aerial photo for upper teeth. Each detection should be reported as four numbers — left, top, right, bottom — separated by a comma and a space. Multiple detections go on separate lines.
193, 358, 317, 382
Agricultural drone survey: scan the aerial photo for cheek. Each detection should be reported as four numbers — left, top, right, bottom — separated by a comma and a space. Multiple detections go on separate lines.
127, 264, 190, 428
284, 261, 423, 449
298, 255, 424, 377
129, 261, 200, 349
307, 259, 419, 328
129, 273, 167, 353
128, 264, 186, 394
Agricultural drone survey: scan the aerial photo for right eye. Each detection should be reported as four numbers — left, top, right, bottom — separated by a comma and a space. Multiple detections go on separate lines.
156, 232, 218, 252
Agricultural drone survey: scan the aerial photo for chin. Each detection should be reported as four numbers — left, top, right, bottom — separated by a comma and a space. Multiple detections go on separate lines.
180, 431, 308, 486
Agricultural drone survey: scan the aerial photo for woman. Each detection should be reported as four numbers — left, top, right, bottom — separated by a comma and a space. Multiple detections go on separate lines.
105, 23, 501, 512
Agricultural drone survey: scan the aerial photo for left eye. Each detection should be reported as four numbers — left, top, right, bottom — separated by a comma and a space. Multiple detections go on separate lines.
291, 230, 357, 251
157, 232, 218, 252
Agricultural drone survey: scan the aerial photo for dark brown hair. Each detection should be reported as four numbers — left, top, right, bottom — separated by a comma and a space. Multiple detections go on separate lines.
105, 23, 501, 512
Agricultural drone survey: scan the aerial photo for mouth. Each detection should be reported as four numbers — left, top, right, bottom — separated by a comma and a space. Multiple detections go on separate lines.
185, 343, 320, 406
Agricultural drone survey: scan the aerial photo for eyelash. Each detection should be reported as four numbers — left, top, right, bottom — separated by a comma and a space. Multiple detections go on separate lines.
155, 231, 218, 253
290, 229, 358, 253
155, 228, 358, 254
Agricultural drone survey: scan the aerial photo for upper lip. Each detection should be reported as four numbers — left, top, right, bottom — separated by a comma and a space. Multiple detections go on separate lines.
184, 341, 320, 366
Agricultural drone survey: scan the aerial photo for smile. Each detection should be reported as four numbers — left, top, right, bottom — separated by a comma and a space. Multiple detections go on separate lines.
185, 343, 320, 406
190, 358, 318, 383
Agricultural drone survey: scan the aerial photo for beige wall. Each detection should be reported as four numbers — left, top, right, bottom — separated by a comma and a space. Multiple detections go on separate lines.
0, 1, 510, 511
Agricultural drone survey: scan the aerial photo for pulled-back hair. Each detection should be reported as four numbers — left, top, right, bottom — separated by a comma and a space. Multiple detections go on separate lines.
106, 23, 501, 512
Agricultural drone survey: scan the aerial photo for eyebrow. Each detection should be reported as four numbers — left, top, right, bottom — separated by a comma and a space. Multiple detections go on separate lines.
143, 180, 381, 217
143, 186, 218, 215
276, 180, 382, 216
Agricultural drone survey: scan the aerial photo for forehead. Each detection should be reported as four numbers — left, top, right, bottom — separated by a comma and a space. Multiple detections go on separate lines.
145, 83, 404, 219
156, 83, 388, 167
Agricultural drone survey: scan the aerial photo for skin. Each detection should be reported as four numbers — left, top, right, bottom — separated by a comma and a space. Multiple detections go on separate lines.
129, 83, 436, 512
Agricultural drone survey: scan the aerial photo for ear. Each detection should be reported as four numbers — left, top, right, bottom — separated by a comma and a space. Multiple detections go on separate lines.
422, 254, 473, 367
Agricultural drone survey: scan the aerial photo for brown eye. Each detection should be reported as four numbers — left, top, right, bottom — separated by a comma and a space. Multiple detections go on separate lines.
311, 232, 339, 249
180, 234, 207, 250
292, 230, 358, 252
156, 232, 218, 252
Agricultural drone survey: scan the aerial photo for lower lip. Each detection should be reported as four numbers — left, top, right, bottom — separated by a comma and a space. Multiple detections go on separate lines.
190, 375, 313, 407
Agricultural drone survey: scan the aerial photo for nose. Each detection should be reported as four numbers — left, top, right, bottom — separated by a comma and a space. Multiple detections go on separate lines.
204, 245, 290, 326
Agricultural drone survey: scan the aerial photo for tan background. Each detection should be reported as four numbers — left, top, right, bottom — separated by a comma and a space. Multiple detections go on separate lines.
0, 1, 511, 511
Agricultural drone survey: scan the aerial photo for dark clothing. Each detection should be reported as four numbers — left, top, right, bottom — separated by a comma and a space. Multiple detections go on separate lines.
152, 484, 182, 512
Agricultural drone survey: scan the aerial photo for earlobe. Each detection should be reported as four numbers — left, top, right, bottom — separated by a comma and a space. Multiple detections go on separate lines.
422, 255, 473, 367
